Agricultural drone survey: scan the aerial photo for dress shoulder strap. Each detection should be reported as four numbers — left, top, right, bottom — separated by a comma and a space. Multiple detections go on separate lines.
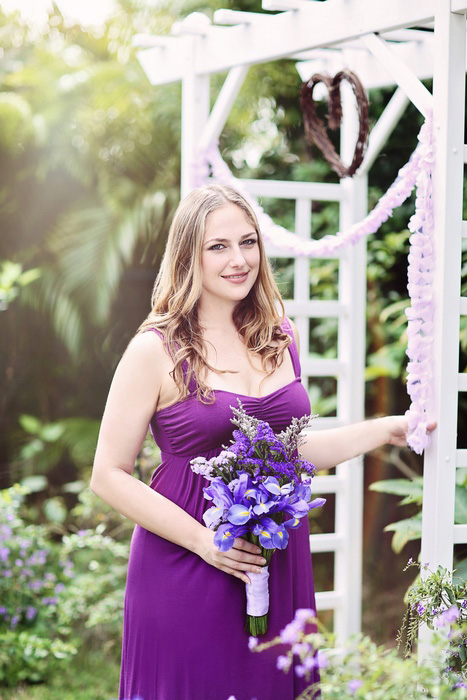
280, 317, 301, 379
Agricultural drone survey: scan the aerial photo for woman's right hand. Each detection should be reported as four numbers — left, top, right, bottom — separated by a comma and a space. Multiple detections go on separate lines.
194, 527, 267, 584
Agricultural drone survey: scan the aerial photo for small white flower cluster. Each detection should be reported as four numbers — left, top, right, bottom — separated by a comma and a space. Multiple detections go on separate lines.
190, 457, 215, 480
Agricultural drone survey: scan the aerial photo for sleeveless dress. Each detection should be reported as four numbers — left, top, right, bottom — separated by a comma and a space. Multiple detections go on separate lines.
119, 322, 319, 700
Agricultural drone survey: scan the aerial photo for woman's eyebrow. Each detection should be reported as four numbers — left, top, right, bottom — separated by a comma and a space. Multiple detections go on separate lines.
204, 232, 257, 245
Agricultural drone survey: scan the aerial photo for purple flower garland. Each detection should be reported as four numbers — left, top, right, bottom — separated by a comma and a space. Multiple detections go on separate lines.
192, 115, 435, 453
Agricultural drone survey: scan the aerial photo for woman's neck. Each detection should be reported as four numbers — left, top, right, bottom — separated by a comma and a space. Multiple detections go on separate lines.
197, 300, 238, 333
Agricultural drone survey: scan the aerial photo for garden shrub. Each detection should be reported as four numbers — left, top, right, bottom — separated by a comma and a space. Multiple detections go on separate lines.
0, 484, 128, 687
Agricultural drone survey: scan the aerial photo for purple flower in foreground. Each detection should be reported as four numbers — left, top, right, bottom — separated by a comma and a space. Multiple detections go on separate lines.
248, 636, 258, 650
348, 679, 363, 694
417, 602, 425, 615
317, 650, 329, 669
280, 619, 301, 644
433, 605, 459, 629
276, 655, 291, 671
294, 608, 315, 625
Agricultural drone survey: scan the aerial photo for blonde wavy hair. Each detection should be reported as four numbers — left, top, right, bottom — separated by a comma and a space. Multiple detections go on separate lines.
138, 184, 291, 402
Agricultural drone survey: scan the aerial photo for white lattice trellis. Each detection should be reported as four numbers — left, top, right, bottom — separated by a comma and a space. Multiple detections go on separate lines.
134, 0, 467, 644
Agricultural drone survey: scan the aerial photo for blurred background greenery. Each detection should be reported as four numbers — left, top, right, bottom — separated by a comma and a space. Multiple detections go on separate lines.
0, 0, 466, 697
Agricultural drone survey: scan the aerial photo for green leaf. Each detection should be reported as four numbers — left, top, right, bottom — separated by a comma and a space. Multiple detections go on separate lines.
18, 414, 42, 435
384, 515, 422, 553
18, 267, 41, 287
455, 484, 467, 524
40, 422, 65, 442
43, 497, 67, 524
369, 478, 423, 498
20, 475, 48, 493
62, 480, 85, 494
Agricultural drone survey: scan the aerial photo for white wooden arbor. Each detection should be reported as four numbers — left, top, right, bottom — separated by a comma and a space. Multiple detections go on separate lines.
135, 0, 467, 643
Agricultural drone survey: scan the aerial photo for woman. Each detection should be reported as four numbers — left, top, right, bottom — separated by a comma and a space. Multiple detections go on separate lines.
91, 184, 431, 700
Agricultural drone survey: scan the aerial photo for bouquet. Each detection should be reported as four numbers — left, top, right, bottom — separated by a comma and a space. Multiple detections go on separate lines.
190, 402, 325, 636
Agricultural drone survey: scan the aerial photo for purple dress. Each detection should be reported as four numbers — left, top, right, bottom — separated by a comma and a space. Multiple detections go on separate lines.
119, 323, 319, 700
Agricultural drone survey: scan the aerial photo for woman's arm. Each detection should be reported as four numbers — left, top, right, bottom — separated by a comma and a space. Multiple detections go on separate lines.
299, 415, 420, 470
90, 332, 265, 584
287, 319, 435, 469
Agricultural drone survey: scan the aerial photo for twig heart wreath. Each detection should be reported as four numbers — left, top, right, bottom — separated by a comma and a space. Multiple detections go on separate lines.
300, 69, 369, 178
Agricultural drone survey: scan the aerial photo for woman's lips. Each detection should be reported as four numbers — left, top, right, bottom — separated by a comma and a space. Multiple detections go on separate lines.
222, 271, 249, 283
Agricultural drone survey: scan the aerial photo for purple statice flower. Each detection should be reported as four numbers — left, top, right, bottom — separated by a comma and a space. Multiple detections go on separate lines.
2, 569, 12, 578
417, 603, 425, 615
15, 558, 23, 567
462, 599, 467, 609
54, 582, 66, 594
348, 679, 363, 694
26, 606, 37, 621
0, 606, 6, 615
295, 665, 306, 677
10, 614, 20, 629
44, 572, 56, 582
0, 547, 9, 562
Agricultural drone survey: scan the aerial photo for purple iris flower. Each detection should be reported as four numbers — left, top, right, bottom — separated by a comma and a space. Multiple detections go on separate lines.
252, 518, 288, 550
227, 504, 252, 525
204, 480, 234, 510
203, 505, 224, 529
262, 477, 294, 497
213, 523, 248, 551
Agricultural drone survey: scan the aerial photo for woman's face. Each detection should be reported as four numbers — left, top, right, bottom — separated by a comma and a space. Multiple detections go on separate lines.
200, 203, 260, 309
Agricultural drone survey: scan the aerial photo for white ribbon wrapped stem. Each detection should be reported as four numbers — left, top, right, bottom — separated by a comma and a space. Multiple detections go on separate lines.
246, 567, 270, 616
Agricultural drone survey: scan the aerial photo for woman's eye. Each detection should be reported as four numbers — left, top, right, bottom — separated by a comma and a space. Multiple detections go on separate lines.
242, 238, 257, 246
209, 243, 225, 251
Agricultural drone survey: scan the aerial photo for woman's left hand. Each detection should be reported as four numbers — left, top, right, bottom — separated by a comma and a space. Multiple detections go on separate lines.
386, 415, 437, 447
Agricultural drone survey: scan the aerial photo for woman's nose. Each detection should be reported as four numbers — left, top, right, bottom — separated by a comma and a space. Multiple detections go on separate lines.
229, 245, 247, 267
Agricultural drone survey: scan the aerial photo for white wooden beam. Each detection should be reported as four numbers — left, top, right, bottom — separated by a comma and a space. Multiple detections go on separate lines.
420, 6, 466, 579
359, 87, 409, 174
457, 450, 467, 468
313, 474, 346, 494
315, 590, 343, 610
138, 0, 436, 85
454, 524, 467, 544
362, 33, 433, 117
241, 178, 343, 201
295, 39, 434, 90
310, 533, 345, 552
451, 0, 467, 14
181, 39, 210, 197
198, 65, 249, 151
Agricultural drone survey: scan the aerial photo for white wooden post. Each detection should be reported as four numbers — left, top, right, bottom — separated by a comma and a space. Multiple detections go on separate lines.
420, 6, 466, 575
333, 78, 367, 641
181, 38, 210, 197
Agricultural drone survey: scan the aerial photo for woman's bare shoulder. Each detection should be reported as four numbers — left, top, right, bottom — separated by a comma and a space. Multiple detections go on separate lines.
116, 330, 173, 381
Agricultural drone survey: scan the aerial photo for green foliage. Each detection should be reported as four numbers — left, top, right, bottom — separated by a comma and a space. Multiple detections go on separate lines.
398, 562, 467, 678
254, 582, 467, 699
370, 475, 467, 554
0, 484, 128, 687
0, 261, 41, 311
